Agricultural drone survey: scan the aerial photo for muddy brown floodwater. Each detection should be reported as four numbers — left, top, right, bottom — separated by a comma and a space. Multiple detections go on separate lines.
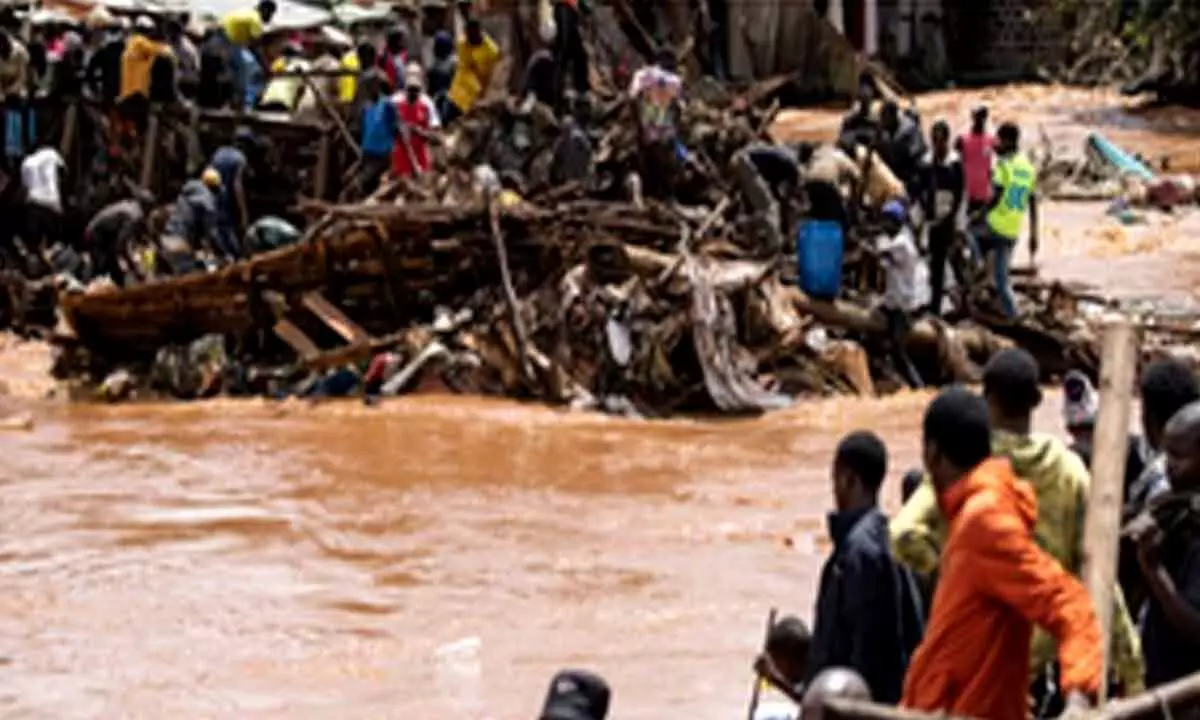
1, 86, 1200, 719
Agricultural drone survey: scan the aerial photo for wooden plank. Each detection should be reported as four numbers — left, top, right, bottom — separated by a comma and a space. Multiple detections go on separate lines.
301, 291, 370, 345
139, 113, 160, 192
1081, 316, 1139, 703
272, 318, 320, 361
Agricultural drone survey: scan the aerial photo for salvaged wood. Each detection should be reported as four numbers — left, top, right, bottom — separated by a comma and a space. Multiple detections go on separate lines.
1082, 316, 1140, 701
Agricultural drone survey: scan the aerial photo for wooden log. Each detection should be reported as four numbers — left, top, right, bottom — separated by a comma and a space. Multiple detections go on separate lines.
273, 318, 320, 362
301, 291, 370, 345
1081, 316, 1140, 702
1104, 670, 1200, 719
488, 198, 536, 385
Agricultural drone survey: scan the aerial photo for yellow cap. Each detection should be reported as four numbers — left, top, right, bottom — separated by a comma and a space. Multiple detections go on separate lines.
201, 168, 221, 188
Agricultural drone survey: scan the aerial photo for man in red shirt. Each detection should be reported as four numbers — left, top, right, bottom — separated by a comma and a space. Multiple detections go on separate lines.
392, 62, 440, 178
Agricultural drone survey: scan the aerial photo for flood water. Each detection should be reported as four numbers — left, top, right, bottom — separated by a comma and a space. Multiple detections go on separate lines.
2, 86, 1200, 718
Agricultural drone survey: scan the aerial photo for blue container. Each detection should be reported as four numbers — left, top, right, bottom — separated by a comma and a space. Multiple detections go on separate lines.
797, 220, 844, 299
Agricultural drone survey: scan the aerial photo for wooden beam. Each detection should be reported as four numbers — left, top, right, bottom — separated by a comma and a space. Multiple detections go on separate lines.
1081, 316, 1139, 702
1105, 670, 1200, 719
272, 318, 320, 361
300, 291, 370, 345
314, 129, 331, 201
139, 113, 160, 192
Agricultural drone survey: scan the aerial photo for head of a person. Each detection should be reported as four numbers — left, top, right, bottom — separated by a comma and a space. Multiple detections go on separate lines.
855, 72, 875, 109
880, 101, 900, 132
1062, 369, 1098, 450
201, 167, 222, 191
996, 122, 1020, 155
654, 46, 677, 73
801, 668, 872, 720
900, 468, 923, 504
386, 26, 406, 53
538, 669, 611, 720
357, 40, 378, 68
257, 0, 277, 24
134, 15, 156, 37
931, 119, 950, 154
165, 18, 183, 41
404, 62, 423, 98
971, 105, 988, 132
832, 430, 887, 512
1140, 358, 1200, 451
880, 199, 906, 233
764, 616, 812, 687
433, 29, 453, 59
922, 386, 992, 492
982, 348, 1043, 427
1164, 401, 1200, 493
465, 17, 483, 45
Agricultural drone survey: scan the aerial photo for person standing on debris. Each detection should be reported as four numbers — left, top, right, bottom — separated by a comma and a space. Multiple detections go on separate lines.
977, 121, 1039, 320
85, 11, 124, 106
118, 16, 170, 132
1120, 359, 1200, 613
19, 145, 66, 265
800, 142, 860, 231
84, 193, 153, 285
877, 101, 927, 197
1129, 401, 1200, 688
219, 0, 276, 107
380, 27, 408, 91
166, 18, 199, 99
160, 168, 222, 274
871, 201, 924, 390
0, 30, 31, 167
900, 386, 1104, 720
629, 48, 683, 200
209, 131, 255, 260
957, 105, 994, 218
838, 73, 878, 152
549, 93, 594, 187
521, 46, 556, 108
809, 431, 924, 703
732, 142, 802, 251
259, 41, 308, 113
444, 17, 500, 123
916, 120, 965, 316
425, 30, 456, 117
358, 70, 398, 194
392, 63, 439, 179
893, 349, 1146, 710
198, 26, 231, 109
552, 0, 589, 102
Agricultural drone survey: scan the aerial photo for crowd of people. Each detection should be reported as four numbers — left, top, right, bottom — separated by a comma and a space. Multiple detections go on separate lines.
528, 354, 1200, 720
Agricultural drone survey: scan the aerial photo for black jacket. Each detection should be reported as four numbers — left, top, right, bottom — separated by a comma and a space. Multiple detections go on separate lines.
809, 506, 924, 703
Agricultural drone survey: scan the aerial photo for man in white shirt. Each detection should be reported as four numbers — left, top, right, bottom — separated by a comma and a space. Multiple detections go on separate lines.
21, 146, 66, 259
873, 200, 925, 389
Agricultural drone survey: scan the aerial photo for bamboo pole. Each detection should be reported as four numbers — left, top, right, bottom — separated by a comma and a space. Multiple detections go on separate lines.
1081, 316, 1139, 702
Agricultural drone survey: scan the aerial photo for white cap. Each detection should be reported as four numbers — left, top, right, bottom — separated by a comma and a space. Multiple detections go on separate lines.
134, 15, 155, 30
404, 61, 424, 88
86, 6, 115, 28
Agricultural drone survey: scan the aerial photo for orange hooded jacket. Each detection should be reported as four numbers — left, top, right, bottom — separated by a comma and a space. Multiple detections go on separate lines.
901, 458, 1103, 720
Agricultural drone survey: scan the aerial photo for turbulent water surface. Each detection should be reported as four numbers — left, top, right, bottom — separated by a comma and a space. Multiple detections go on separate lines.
2, 86, 1200, 719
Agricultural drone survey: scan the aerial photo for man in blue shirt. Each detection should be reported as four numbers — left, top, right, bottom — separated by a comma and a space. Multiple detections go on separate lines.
357, 70, 397, 197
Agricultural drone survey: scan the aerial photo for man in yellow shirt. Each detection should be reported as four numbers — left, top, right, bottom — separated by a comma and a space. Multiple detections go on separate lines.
975, 121, 1038, 319
445, 18, 500, 123
120, 16, 170, 101
219, 0, 276, 107
260, 42, 308, 112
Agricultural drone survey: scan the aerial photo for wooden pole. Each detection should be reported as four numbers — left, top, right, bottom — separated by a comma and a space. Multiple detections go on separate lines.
1081, 315, 1139, 703
314, 129, 331, 201
746, 607, 778, 720
1104, 670, 1200, 719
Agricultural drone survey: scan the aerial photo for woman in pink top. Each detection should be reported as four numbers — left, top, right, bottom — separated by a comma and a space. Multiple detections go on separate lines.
958, 106, 995, 213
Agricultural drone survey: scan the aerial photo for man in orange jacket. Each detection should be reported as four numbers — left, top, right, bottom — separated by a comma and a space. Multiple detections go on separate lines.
901, 387, 1103, 720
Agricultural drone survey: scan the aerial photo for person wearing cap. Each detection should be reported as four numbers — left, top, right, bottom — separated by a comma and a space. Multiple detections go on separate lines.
444, 17, 499, 123
160, 168, 222, 275
892, 349, 1146, 709
537, 669, 610, 720
869, 200, 924, 389
380, 26, 408, 91
628, 48, 683, 200
259, 41, 308, 113
392, 62, 439, 178
219, 0, 276, 107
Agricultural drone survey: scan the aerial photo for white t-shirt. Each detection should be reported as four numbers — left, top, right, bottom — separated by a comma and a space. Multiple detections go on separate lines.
22, 147, 66, 213
876, 226, 926, 312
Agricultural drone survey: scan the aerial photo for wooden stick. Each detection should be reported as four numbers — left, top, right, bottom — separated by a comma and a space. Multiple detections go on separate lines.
746, 607, 778, 720
488, 198, 536, 385
301, 74, 362, 159
1105, 670, 1200, 719
1081, 316, 1139, 702
139, 113, 160, 192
